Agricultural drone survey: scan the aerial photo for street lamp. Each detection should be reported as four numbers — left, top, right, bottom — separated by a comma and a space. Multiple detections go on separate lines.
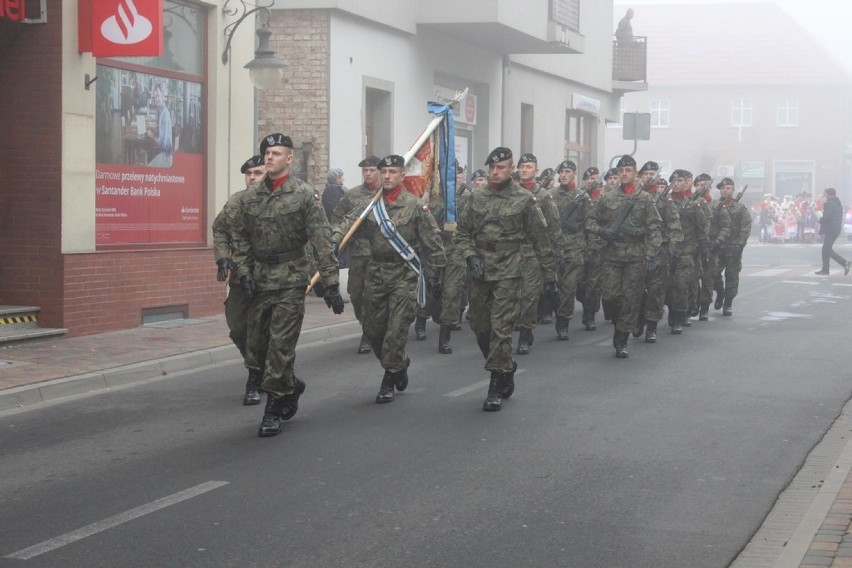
222, 0, 285, 90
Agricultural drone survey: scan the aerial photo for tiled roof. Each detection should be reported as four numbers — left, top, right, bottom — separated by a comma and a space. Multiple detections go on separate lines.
617, 2, 851, 85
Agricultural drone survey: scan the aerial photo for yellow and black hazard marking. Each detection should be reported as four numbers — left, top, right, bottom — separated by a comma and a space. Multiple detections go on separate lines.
0, 315, 37, 325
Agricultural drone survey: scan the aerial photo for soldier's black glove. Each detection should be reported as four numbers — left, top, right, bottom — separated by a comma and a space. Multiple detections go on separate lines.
312, 280, 326, 298
644, 255, 658, 273
323, 284, 345, 314
543, 281, 560, 310
426, 276, 443, 301
240, 274, 257, 300
216, 258, 232, 282
466, 255, 485, 281
598, 228, 619, 244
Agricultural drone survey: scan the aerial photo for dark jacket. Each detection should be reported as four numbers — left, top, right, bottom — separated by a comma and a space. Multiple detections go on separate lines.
322, 182, 346, 221
820, 196, 844, 235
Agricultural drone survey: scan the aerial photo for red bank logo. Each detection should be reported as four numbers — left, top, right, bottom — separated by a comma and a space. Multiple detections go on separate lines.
100, 0, 152, 45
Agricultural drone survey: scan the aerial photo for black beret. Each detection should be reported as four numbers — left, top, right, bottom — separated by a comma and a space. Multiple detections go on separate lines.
378, 154, 405, 169
358, 155, 381, 168
681, 170, 693, 179
471, 169, 486, 179
518, 153, 537, 165
538, 168, 555, 180
556, 160, 577, 172
656, 178, 668, 187
240, 155, 263, 174
639, 161, 659, 173
259, 133, 293, 155
716, 177, 735, 189
456, 164, 465, 174
485, 147, 513, 165
604, 168, 618, 180
616, 154, 636, 168
668, 171, 682, 183
583, 166, 599, 180
694, 173, 711, 184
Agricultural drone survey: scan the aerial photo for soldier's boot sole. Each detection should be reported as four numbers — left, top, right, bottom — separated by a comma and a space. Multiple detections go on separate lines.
279, 379, 306, 421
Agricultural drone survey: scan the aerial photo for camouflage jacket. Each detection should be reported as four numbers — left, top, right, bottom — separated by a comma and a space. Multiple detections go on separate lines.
520, 183, 564, 259
551, 184, 591, 255
723, 200, 752, 248
707, 199, 732, 244
232, 175, 339, 291
587, 183, 662, 261
330, 183, 378, 258
212, 187, 249, 284
455, 180, 556, 282
673, 196, 709, 254
655, 196, 684, 253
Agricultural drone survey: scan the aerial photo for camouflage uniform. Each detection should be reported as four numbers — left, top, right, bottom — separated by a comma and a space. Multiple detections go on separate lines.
641, 193, 682, 327
699, 199, 731, 311
330, 182, 377, 321
212, 188, 251, 359
670, 195, 708, 323
232, 175, 339, 398
578, 184, 605, 328
435, 194, 469, 328
455, 180, 556, 374
714, 199, 751, 310
551, 182, 591, 334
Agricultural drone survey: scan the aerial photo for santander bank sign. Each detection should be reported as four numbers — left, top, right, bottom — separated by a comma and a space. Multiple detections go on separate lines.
79, 0, 163, 57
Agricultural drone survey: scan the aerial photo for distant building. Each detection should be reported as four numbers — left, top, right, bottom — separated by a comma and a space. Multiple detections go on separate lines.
605, 2, 852, 207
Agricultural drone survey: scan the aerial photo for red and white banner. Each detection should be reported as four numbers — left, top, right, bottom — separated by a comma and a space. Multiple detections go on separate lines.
79, 0, 163, 57
404, 130, 441, 203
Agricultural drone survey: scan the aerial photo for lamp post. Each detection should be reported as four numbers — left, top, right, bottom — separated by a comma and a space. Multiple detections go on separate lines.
222, 0, 285, 90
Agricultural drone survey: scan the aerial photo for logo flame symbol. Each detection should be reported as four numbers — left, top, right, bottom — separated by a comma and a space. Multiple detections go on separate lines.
101, 0, 153, 45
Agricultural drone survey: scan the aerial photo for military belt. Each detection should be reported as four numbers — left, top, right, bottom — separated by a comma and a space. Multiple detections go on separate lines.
256, 248, 305, 264
371, 252, 402, 263
477, 240, 521, 252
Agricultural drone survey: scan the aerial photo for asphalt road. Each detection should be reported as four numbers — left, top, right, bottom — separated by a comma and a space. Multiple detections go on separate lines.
1, 242, 851, 568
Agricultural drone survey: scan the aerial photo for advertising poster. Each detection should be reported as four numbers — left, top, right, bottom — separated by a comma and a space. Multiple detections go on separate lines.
95, 65, 203, 245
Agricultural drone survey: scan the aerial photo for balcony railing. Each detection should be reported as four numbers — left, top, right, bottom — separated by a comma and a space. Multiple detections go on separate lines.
612, 35, 647, 83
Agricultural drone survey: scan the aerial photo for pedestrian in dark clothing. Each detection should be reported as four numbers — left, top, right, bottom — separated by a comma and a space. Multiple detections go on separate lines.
815, 188, 850, 276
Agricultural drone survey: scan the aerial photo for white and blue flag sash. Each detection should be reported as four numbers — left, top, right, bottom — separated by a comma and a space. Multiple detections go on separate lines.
372, 197, 427, 307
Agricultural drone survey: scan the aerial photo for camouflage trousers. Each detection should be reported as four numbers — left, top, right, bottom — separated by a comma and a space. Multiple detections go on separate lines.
225, 282, 250, 360
643, 247, 671, 323
361, 262, 417, 373
469, 277, 521, 374
699, 253, 720, 306
688, 251, 702, 313
245, 287, 306, 398
669, 253, 695, 313
555, 251, 584, 319
438, 239, 468, 326
601, 258, 646, 334
517, 253, 543, 330
347, 255, 370, 321
714, 250, 743, 304
578, 253, 603, 318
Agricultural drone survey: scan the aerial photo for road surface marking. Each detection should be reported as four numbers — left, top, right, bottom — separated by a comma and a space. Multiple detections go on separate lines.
783, 280, 819, 285
5, 481, 229, 560
751, 268, 791, 277
444, 369, 526, 397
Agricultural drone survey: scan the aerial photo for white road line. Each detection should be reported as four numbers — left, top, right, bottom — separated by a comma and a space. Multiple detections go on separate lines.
783, 280, 820, 285
5, 481, 229, 560
833, 283, 852, 287
444, 369, 527, 397
750, 268, 791, 277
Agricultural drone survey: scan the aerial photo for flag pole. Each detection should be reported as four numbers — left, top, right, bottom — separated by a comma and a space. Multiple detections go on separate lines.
306, 88, 468, 295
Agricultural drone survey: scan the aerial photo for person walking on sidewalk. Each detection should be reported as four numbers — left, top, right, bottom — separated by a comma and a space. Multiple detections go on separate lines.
815, 187, 851, 276
233, 133, 345, 438
212, 154, 266, 406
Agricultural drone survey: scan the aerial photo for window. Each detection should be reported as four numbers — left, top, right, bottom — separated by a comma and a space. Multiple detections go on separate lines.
650, 99, 670, 128
565, 110, 593, 171
777, 99, 798, 127
732, 98, 753, 127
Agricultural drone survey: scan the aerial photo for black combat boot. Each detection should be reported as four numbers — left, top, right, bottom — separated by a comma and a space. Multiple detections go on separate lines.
438, 324, 453, 354
357, 333, 372, 354
714, 291, 725, 311
516, 328, 533, 355
414, 316, 427, 340
258, 395, 286, 437
671, 313, 683, 335
682, 313, 692, 327
615, 331, 629, 358
555, 316, 570, 341
644, 321, 657, 343
500, 360, 518, 399
583, 309, 597, 331
395, 357, 411, 391
689, 305, 700, 318
699, 303, 710, 321
483, 373, 503, 411
723, 301, 733, 316
280, 378, 306, 421
376, 371, 395, 403
538, 298, 553, 324
633, 316, 645, 338
243, 369, 262, 406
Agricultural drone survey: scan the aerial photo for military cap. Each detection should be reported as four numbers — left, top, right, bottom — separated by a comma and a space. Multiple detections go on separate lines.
456, 164, 465, 174
616, 154, 636, 168
485, 147, 513, 165
716, 177, 735, 189
681, 169, 693, 179
669, 169, 684, 183
358, 155, 381, 168
240, 155, 263, 174
259, 133, 293, 155
656, 178, 669, 187
471, 169, 486, 180
538, 168, 555, 181
694, 173, 711, 184
639, 161, 659, 173
518, 153, 537, 165
378, 154, 405, 169
556, 160, 577, 172
604, 168, 618, 180
583, 166, 600, 180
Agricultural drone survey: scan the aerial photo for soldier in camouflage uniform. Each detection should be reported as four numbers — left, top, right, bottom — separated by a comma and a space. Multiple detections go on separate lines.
713, 178, 751, 316
213, 155, 266, 405
336, 155, 447, 403
578, 168, 612, 330
455, 147, 558, 411
330, 156, 382, 354
587, 154, 662, 358
515, 153, 564, 355
233, 133, 345, 438
698, 178, 732, 319
668, 170, 708, 332
550, 160, 592, 340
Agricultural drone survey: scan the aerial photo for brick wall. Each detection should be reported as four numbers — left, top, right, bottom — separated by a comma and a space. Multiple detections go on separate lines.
0, 10, 64, 322
258, 9, 330, 192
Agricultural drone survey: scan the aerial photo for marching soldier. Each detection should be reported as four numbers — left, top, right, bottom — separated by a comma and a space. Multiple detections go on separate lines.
337, 155, 447, 403
698, 175, 731, 320
603, 167, 620, 193
515, 153, 564, 355
455, 147, 558, 411
587, 154, 662, 358
669, 171, 708, 332
579, 167, 608, 330
232, 133, 345, 438
212, 154, 266, 405
330, 156, 382, 354
713, 178, 751, 315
